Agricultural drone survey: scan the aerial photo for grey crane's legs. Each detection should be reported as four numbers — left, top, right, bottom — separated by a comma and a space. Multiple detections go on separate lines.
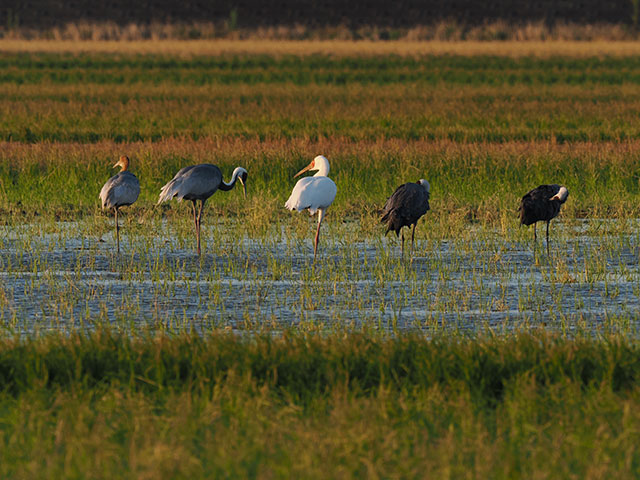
191, 201, 199, 255
533, 222, 537, 243
115, 207, 120, 254
191, 200, 206, 256
401, 230, 405, 256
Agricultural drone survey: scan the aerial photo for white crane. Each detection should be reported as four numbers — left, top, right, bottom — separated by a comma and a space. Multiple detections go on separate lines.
99, 155, 140, 254
157, 164, 247, 255
285, 155, 337, 261
519, 184, 569, 255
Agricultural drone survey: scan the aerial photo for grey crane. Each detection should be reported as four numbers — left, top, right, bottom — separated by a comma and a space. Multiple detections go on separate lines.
518, 184, 569, 255
157, 164, 247, 255
99, 155, 140, 254
381, 179, 430, 255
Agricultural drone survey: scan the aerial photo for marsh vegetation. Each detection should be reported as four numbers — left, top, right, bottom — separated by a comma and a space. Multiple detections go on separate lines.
0, 40, 639, 477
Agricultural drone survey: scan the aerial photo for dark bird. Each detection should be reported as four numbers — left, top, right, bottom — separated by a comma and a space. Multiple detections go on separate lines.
157, 164, 247, 255
519, 184, 569, 254
381, 179, 430, 255
99, 155, 140, 254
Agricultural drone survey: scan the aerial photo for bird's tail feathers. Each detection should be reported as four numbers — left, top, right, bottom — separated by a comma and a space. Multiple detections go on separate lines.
157, 181, 181, 204
381, 211, 402, 237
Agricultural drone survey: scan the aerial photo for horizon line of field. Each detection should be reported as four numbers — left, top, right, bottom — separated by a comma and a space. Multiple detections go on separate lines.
5, 40, 640, 58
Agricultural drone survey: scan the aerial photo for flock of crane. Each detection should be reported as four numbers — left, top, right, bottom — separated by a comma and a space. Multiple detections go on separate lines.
100, 154, 569, 258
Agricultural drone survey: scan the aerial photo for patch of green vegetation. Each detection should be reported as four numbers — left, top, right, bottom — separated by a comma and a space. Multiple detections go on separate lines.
0, 330, 638, 477
1, 141, 639, 222
3, 53, 640, 86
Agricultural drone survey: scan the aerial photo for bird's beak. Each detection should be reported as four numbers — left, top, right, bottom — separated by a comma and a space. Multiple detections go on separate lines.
294, 162, 314, 178
239, 178, 247, 199
112, 162, 119, 169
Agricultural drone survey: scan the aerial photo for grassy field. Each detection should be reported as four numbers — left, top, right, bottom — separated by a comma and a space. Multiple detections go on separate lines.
0, 330, 639, 478
1, 40, 640, 476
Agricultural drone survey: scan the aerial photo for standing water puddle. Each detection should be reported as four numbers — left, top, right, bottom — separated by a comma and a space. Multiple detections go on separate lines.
0, 220, 639, 335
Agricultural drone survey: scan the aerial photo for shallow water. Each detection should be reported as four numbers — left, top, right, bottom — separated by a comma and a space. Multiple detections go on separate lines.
0, 219, 639, 335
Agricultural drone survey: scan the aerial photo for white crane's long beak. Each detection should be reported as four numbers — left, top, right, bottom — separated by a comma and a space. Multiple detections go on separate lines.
294, 162, 314, 178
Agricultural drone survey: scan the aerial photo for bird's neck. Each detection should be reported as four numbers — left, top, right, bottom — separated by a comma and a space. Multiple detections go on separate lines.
313, 165, 329, 177
219, 169, 240, 191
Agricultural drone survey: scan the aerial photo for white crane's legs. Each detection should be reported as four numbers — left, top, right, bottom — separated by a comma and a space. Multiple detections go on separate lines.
314, 209, 326, 261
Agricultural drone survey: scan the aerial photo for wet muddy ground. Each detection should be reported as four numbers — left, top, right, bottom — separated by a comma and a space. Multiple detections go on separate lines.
1, 220, 639, 335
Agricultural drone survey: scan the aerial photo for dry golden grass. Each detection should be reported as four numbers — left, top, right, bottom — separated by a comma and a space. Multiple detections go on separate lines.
3, 38, 640, 58
1, 19, 636, 43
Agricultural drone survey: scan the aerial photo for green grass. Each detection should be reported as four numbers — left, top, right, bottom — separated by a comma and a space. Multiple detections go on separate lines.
3, 53, 640, 86
0, 330, 639, 478
1, 140, 640, 222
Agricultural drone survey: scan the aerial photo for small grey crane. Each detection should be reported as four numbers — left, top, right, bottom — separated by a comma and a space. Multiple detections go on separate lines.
157, 164, 247, 255
381, 179, 430, 255
99, 155, 140, 254
519, 184, 569, 254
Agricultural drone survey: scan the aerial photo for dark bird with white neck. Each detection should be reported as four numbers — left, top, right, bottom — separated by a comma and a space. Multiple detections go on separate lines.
381, 179, 430, 256
519, 184, 569, 255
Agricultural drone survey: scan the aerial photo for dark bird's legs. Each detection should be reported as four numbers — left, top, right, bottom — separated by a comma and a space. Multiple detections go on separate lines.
530, 221, 552, 256
398, 224, 417, 258
411, 223, 417, 253
191, 200, 206, 256
114, 207, 120, 254
546, 220, 550, 256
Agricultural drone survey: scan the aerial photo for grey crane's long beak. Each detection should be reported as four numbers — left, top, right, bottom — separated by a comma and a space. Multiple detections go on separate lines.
242, 182, 247, 199
294, 162, 314, 178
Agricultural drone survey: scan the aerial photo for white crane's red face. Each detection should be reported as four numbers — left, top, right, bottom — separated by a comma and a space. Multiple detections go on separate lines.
294, 159, 316, 178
